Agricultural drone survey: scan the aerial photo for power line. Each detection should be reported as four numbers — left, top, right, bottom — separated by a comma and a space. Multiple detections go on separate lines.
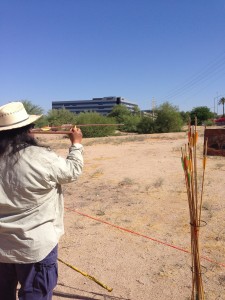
158, 51, 225, 103
177, 70, 225, 108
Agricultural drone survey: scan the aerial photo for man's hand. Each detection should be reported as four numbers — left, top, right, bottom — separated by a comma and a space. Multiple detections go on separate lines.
69, 126, 83, 144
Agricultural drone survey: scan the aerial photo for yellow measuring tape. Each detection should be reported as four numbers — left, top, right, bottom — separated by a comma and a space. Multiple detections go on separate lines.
58, 258, 113, 292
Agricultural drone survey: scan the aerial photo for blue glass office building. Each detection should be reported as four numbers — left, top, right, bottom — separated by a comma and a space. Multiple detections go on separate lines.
52, 96, 138, 115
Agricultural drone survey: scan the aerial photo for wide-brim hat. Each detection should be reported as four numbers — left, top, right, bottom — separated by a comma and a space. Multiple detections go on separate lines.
0, 102, 42, 131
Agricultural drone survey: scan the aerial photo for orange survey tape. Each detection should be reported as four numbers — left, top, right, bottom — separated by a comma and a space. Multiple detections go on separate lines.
65, 207, 225, 269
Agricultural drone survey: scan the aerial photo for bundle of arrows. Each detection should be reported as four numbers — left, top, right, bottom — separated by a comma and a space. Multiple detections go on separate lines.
32, 123, 124, 134
181, 118, 207, 300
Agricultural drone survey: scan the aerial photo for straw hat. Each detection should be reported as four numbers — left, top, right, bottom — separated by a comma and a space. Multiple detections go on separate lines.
0, 102, 42, 131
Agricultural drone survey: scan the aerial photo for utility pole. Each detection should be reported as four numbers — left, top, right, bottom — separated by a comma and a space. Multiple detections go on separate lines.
214, 93, 222, 117
214, 96, 217, 118
152, 97, 156, 118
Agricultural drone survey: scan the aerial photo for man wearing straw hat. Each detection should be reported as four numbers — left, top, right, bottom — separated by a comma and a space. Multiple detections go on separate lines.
0, 102, 84, 300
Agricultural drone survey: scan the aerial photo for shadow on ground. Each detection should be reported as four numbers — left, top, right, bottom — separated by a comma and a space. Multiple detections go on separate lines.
53, 284, 131, 300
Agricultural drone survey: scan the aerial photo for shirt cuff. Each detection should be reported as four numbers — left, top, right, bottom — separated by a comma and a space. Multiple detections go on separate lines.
72, 143, 83, 148
70, 143, 84, 153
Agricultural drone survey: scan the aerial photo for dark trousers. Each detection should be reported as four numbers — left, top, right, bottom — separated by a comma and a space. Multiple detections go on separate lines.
0, 245, 58, 300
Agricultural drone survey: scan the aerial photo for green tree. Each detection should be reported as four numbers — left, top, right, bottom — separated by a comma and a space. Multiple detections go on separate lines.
76, 112, 116, 137
155, 102, 183, 133
107, 105, 143, 132
46, 108, 77, 126
21, 100, 45, 127
180, 111, 189, 124
22, 100, 44, 115
136, 116, 155, 134
122, 115, 142, 132
107, 104, 131, 123
132, 105, 141, 116
218, 97, 225, 117
190, 106, 214, 125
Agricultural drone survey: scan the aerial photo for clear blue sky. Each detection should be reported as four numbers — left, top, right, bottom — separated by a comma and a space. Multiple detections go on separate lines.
1, 0, 225, 114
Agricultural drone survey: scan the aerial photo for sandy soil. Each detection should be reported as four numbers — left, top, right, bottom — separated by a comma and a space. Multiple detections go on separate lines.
38, 128, 225, 300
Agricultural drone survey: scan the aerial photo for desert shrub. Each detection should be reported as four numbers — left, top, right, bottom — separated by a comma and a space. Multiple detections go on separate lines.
22, 100, 44, 115
155, 102, 183, 133
137, 116, 155, 134
180, 111, 190, 124
76, 112, 116, 137
22, 100, 47, 128
122, 115, 142, 132
107, 105, 131, 123
34, 115, 49, 128
204, 119, 214, 126
46, 108, 77, 126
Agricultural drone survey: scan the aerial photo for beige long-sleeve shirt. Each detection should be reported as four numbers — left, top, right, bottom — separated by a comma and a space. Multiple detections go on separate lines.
0, 143, 83, 263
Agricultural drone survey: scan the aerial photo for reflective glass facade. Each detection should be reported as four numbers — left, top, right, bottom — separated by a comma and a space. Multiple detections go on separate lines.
52, 96, 138, 115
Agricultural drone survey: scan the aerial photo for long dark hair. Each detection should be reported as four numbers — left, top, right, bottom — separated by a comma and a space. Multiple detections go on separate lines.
0, 124, 43, 157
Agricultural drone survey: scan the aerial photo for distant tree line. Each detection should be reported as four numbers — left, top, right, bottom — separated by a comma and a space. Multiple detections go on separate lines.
22, 100, 217, 138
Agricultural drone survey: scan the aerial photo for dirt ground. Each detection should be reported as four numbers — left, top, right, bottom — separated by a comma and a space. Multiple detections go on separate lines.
38, 127, 225, 300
